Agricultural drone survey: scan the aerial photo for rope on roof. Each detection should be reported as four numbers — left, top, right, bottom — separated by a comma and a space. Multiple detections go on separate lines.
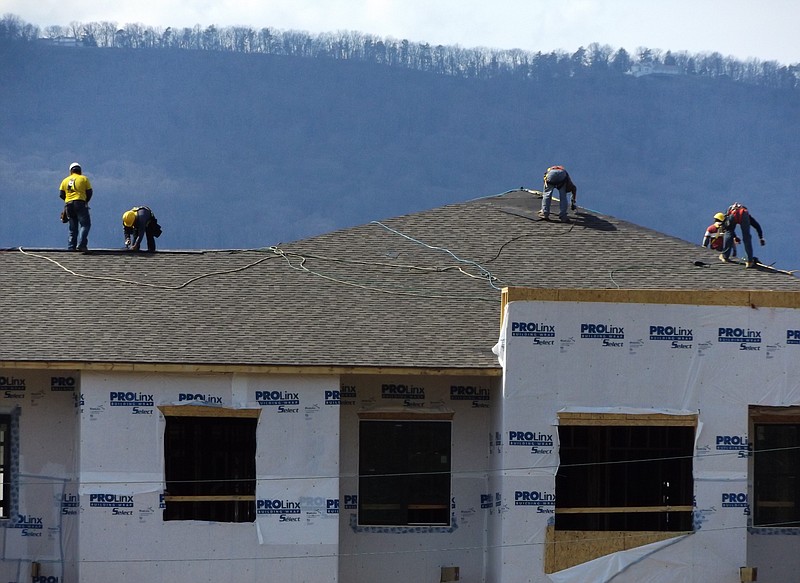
16, 247, 279, 290
370, 220, 502, 291
270, 245, 499, 302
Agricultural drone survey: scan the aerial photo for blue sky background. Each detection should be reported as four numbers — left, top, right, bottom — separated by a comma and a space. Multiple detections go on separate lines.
4, 0, 799, 65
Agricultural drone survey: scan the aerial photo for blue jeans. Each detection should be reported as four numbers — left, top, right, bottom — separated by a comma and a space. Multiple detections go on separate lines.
723, 214, 753, 261
541, 184, 569, 218
66, 200, 91, 250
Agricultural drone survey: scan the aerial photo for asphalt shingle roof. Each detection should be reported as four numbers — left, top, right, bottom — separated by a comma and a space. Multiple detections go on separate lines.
3, 190, 799, 369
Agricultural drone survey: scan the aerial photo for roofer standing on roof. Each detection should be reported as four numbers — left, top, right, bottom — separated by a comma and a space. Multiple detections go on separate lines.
59, 162, 93, 251
720, 202, 764, 268
703, 212, 738, 256
538, 165, 577, 223
123, 206, 161, 252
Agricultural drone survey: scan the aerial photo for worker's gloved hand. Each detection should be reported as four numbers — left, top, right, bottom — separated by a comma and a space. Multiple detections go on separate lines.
734, 237, 741, 244
124, 238, 131, 248
760, 238, 765, 246
570, 203, 576, 211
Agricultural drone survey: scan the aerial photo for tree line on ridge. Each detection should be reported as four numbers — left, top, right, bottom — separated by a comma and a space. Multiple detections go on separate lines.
1, 12, 798, 90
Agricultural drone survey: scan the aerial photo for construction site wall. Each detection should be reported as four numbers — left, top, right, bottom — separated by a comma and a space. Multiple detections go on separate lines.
74, 371, 341, 581
491, 295, 800, 583
0, 370, 78, 583
337, 373, 494, 582
0, 369, 496, 582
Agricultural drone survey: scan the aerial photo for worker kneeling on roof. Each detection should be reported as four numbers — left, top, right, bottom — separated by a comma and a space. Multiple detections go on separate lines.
123, 206, 162, 252
702, 212, 738, 256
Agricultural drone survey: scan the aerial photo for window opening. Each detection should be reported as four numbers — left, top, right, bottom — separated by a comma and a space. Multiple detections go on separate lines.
0, 415, 10, 519
161, 406, 259, 522
556, 421, 694, 531
753, 422, 800, 528
358, 418, 451, 526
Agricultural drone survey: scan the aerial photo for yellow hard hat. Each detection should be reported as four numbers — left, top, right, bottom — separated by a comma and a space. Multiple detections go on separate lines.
713, 212, 725, 222
123, 210, 136, 227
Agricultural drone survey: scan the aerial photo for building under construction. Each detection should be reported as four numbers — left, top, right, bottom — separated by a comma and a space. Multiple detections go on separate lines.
1, 189, 799, 582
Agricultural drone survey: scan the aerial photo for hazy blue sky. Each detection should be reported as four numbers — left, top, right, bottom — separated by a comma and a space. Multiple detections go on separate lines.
5, 0, 799, 64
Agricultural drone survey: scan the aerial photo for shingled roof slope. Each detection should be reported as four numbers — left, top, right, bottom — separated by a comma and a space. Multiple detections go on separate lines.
3, 189, 798, 369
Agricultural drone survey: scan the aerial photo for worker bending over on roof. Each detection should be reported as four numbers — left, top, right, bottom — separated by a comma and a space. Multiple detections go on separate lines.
123, 206, 162, 252
538, 165, 577, 223
720, 202, 764, 268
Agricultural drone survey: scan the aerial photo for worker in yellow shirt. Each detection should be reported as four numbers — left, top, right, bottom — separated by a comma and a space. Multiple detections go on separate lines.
123, 206, 162, 252
58, 162, 93, 251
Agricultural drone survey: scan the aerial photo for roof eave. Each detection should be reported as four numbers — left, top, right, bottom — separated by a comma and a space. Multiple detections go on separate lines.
0, 360, 502, 377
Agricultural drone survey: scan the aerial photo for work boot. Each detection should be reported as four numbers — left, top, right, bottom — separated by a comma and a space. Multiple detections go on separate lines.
560, 216, 571, 223
718, 254, 729, 263
537, 211, 548, 220
745, 261, 755, 268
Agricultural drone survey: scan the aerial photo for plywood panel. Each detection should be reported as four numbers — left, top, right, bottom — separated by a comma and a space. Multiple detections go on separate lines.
544, 528, 686, 573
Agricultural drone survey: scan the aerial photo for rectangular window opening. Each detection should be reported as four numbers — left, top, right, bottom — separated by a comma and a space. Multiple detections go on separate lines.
162, 408, 259, 523
555, 423, 694, 532
753, 419, 800, 528
358, 419, 452, 526
0, 415, 10, 519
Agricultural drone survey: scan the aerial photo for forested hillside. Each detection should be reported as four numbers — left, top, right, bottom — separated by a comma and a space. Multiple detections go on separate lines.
4, 14, 798, 89
1, 16, 798, 269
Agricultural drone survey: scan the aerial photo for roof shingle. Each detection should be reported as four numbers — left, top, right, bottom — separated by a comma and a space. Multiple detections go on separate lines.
3, 190, 798, 369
